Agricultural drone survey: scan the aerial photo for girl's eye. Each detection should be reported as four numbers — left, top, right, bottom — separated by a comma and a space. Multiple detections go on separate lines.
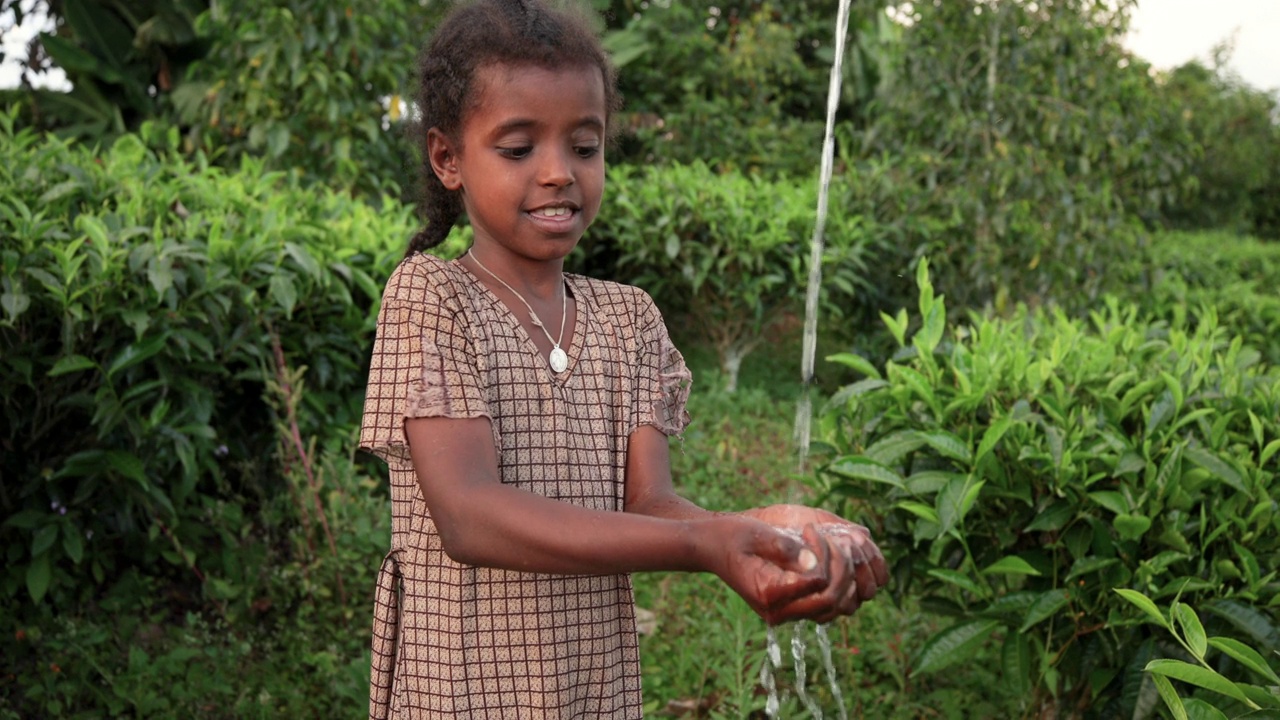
575, 146, 600, 159
498, 146, 532, 159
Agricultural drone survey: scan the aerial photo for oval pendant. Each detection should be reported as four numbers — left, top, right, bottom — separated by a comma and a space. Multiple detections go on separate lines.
549, 347, 569, 373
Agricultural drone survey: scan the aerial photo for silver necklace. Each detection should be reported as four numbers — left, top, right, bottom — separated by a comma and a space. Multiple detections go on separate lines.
466, 250, 570, 373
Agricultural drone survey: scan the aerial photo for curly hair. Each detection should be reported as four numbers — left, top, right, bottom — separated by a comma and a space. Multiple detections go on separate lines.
404, 0, 621, 256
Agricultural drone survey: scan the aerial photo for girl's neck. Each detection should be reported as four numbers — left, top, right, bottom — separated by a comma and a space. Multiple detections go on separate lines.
463, 247, 565, 302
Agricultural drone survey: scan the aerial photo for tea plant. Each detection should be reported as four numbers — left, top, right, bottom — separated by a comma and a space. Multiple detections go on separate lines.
817, 259, 1280, 717
1116, 589, 1280, 719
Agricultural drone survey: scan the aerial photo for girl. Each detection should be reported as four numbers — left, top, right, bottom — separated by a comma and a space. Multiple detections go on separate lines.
358, 1, 888, 716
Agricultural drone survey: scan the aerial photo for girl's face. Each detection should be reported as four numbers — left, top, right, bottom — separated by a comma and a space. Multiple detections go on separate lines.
432, 62, 607, 267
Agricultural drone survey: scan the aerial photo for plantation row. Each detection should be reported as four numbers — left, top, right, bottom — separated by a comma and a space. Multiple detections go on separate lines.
3, 116, 1279, 716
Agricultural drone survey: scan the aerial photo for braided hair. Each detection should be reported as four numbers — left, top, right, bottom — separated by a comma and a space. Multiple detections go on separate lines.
405, 0, 621, 256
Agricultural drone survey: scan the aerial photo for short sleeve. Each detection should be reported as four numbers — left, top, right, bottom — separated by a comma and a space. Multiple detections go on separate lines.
359, 258, 491, 466
629, 292, 692, 437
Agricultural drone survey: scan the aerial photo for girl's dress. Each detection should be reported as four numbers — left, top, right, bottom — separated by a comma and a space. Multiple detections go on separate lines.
359, 253, 691, 719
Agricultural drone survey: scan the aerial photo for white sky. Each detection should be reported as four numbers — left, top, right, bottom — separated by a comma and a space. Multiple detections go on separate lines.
1126, 0, 1280, 92
1, 1, 1277, 92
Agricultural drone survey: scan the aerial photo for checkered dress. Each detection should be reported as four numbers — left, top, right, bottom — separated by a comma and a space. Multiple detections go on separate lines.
359, 253, 691, 718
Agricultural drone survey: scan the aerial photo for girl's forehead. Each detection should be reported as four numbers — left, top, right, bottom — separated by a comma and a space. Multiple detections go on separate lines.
468, 62, 608, 117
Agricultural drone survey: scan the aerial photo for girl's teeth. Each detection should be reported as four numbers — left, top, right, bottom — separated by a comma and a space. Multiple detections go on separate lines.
534, 207, 570, 217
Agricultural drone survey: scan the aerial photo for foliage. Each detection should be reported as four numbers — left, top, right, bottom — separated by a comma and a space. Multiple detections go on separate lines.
817, 260, 1280, 717
586, 161, 881, 392
172, 0, 441, 196
0, 0, 209, 139
1, 440, 388, 719
844, 0, 1195, 313
0, 111, 423, 609
1157, 55, 1280, 239
1115, 590, 1280, 719
1126, 231, 1280, 367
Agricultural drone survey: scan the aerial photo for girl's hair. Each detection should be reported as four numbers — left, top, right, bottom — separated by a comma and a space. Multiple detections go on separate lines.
405, 0, 621, 256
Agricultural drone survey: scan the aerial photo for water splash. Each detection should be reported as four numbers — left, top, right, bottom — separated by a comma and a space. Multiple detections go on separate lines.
794, 0, 856, 472
815, 623, 848, 720
791, 623, 823, 718
762, 625, 784, 718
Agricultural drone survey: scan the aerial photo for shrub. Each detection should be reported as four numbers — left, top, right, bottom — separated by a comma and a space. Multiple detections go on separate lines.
586, 161, 883, 392
816, 260, 1280, 717
0, 110, 424, 609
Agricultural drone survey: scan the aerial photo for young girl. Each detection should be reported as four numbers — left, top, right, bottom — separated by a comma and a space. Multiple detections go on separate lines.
359, 1, 888, 716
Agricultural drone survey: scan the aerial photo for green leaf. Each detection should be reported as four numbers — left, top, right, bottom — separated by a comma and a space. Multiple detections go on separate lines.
889, 364, 938, 414
27, 553, 52, 603
827, 456, 905, 489
1184, 447, 1249, 497
1024, 500, 1074, 532
270, 273, 298, 315
937, 475, 983, 534
1088, 491, 1129, 515
48, 354, 97, 377
106, 451, 147, 486
1180, 699, 1228, 720
926, 568, 987, 597
1207, 637, 1280, 685
975, 416, 1013, 466
1261, 439, 1280, 467
865, 431, 926, 467
1173, 603, 1208, 660
915, 430, 973, 464
1001, 632, 1033, 699
62, 526, 84, 564
267, 123, 291, 158
914, 619, 1000, 674
1150, 674, 1189, 720
1114, 513, 1152, 541
1143, 660, 1254, 707
895, 501, 940, 524
983, 556, 1042, 576
107, 334, 167, 378
825, 352, 881, 380
32, 524, 59, 557
1019, 589, 1072, 633
1206, 600, 1280, 651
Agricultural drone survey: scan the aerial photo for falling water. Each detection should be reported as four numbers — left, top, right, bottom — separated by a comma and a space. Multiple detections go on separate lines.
761, 622, 849, 719
794, 0, 855, 472
815, 624, 849, 720
791, 624, 823, 718
762, 626, 784, 719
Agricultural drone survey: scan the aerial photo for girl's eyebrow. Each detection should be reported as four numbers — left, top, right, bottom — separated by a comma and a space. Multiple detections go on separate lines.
491, 115, 606, 136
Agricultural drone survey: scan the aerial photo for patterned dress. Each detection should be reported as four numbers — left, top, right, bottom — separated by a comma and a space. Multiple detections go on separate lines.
358, 253, 691, 718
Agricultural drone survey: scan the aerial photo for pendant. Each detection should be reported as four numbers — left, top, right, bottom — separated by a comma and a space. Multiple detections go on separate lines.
549, 346, 569, 373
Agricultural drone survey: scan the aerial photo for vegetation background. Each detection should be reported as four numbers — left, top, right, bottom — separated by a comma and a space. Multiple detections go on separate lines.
1, 0, 1278, 717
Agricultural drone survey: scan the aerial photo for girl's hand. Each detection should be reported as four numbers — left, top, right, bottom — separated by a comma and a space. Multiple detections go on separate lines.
739, 504, 890, 624
696, 515, 832, 625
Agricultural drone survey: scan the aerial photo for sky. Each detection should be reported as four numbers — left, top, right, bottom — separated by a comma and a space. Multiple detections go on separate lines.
1125, 0, 1280, 92
1, 0, 1278, 92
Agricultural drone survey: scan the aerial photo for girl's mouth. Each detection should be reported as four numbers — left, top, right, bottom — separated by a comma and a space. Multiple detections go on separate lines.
531, 207, 573, 218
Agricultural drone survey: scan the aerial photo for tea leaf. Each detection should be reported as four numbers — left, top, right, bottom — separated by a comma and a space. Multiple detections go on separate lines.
1150, 674, 1189, 720
48, 354, 97, 377
983, 556, 1041, 576
827, 456, 905, 489
825, 352, 882, 380
1143, 660, 1254, 707
1019, 589, 1071, 632
1001, 632, 1033, 699
916, 430, 973, 464
896, 501, 940, 524
927, 568, 987, 597
1114, 513, 1152, 541
1088, 491, 1129, 516
270, 273, 298, 315
1207, 637, 1280, 685
107, 334, 167, 379
1114, 589, 1170, 629
1179, 698, 1228, 720
62, 527, 84, 564
1183, 447, 1248, 497
1261, 439, 1280, 467
26, 553, 51, 604
1173, 603, 1208, 659
975, 416, 1013, 467
913, 619, 1000, 674
865, 431, 926, 467
1205, 600, 1280, 653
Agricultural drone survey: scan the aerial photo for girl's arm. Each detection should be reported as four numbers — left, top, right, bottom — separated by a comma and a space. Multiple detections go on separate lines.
405, 415, 826, 622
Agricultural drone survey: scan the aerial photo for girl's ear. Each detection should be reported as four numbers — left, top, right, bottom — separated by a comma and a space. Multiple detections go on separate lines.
427, 127, 462, 191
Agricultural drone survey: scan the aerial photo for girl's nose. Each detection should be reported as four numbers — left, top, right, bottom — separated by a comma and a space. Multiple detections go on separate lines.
538, 149, 575, 188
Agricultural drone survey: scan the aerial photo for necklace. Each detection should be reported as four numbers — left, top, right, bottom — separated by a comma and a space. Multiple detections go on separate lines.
466, 250, 570, 373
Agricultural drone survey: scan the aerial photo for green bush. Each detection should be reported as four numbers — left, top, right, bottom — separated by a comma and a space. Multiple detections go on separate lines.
816, 260, 1280, 717
0, 110, 418, 609
1128, 231, 1280, 366
585, 161, 883, 392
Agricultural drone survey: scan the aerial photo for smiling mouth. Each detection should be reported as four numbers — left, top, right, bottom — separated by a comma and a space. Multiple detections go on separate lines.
529, 207, 575, 218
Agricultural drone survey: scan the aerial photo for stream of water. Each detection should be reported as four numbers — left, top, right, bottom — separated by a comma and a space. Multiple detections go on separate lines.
761, 622, 849, 720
